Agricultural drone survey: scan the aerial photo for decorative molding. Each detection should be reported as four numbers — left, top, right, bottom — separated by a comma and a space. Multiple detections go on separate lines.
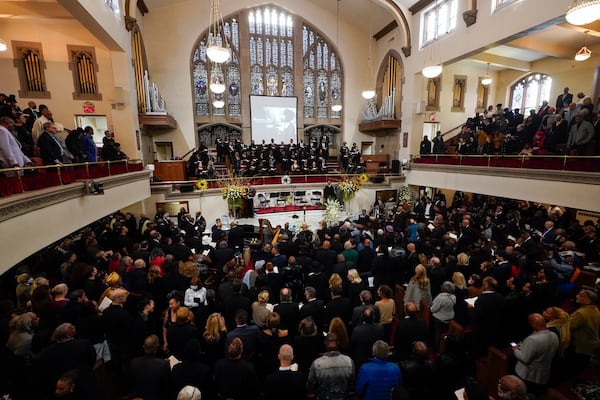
411, 163, 600, 185
125, 16, 137, 32
0, 171, 150, 223
374, 20, 398, 41
401, 46, 411, 57
409, 0, 434, 15
463, 9, 478, 27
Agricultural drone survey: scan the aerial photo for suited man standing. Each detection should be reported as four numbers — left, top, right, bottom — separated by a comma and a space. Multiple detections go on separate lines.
264, 344, 306, 400
470, 277, 506, 357
22, 100, 39, 133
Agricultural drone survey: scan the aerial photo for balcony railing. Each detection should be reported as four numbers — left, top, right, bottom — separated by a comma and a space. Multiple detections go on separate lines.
0, 160, 145, 198
411, 154, 600, 173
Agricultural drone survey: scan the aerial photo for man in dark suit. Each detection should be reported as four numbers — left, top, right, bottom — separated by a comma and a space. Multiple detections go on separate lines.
22, 100, 39, 133
323, 285, 352, 329
264, 344, 306, 400
350, 308, 385, 368
299, 286, 325, 331
128, 334, 170, 400
273, 287, 300, 336
38, 323, 97, 398
394, 302, 428, 361
228, 220, 245, 250
315, 240, 338, 274
37, 122, 65, 165
221, 280, 252, 331
470, 276, 506, 358
457, 217, 477, 252
225, 309, 260, 361
215, 337, 259, 400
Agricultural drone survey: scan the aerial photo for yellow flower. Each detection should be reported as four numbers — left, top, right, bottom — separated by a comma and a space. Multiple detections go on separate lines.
359, 173, 369, 183
196, 179, 208, 190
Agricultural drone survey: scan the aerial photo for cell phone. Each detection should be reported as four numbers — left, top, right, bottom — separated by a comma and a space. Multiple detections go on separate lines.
510, 342, 517, 347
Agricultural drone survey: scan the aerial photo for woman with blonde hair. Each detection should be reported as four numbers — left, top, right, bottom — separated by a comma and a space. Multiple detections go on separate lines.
347, 269, 367, 307
457, 252, 471, 276
452, 272, 469, 326
543, 306, 571, 356
328, 317, 350, 353
328, 273, 343, 289
252, 290, 272, 328
7, 312, 38, 362
202, 312, 227, 366
51, 283, 69, 312
404, 264, 432, 310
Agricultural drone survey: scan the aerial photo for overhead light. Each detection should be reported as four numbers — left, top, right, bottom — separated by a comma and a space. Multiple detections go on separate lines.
331, 0, 342, 112
422, 65, 442, 78
0, 39, 6, 52
212, 98, 225, 108
481, 62, 492, 86
575, 30, 592, 61
209, 63, 226, 93
206, 0, 231, 63
362, 90, 376, 100
575, 46, 592, 61
566, 0, 600, 25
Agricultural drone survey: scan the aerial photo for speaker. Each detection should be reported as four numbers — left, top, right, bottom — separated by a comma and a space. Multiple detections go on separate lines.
370, 175, 384, 183
180, 184, 194, 193
391, 159, 400, 174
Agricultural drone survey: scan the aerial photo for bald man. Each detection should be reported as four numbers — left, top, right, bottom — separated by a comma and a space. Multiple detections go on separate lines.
264, 344, 306, 400
512, 313, 558, 394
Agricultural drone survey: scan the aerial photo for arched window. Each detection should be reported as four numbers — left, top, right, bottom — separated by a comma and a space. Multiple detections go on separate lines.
191, 5, 344, 131
509, 73, 552, 116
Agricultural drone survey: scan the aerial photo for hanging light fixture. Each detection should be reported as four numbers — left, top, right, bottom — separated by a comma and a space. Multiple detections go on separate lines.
0, 39, 7, 52
331, 0, 343, 112
575, 31, 592, 61
213, 96, 225, 108
481, 62, 492, 86
362, 0, 376, 100
206, 0, 231, 63
566, 0, 600, 26
209, 63, 226, 93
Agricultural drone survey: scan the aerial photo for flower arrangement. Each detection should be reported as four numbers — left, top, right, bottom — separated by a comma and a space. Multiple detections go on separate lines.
338, 175, 361, 202
219, 175, 252, 218
195, 179, 208, 190
358, 173, 369, 183
322, 198, 344, 227
398, 185, 412, 202
281, 175, 292, 185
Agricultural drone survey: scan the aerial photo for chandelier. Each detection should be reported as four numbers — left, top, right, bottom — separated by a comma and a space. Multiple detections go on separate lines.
481, 63, 492, 86
206, 0, 231, 63
566, 0, 600, 25
209, 63, 226, 93
575, 31, 592, 61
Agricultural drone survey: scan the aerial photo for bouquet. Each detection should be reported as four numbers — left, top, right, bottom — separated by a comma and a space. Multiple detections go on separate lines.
338, 175, 361, 202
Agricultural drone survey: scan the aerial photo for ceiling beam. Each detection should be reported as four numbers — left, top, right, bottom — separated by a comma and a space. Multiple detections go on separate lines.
468, 54, 532, 72
508, 36, 575, 59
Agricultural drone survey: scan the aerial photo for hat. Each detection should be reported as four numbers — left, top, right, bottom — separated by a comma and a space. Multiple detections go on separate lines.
255, 260, 265, 270
560, 250, 575, 258
377, 229, 384, 235
385, 225, 394, 233
105, 271, 121, 287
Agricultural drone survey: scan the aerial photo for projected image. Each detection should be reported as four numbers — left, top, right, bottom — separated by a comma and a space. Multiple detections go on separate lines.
251, 96, 297, 143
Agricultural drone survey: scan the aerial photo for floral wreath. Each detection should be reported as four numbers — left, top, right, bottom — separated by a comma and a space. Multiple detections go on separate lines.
281, 175, 292, 185
323, 198, 344, 227
195, 179, 208, 190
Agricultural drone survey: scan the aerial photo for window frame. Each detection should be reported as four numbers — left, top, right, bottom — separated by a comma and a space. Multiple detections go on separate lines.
420, 0, 458, 46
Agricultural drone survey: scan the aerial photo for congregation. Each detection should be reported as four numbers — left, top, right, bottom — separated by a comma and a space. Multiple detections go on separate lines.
420, 87, 600, 157
1, 188, 600, 399
0, 92, 128, 173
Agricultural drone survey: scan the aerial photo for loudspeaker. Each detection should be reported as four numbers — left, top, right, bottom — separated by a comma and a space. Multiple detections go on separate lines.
370, 175, 384, 183
180, 184, 194, 193
391, 159, 400, 174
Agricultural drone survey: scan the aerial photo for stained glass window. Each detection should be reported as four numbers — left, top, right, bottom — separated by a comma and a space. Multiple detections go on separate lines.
191, 6, 343, 137
509, 73, 552, 116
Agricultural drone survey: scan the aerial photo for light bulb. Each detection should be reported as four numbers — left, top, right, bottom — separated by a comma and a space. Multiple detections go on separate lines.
422, 65, 442, 78
213, 99, 225, 108
206, 45, 231, 63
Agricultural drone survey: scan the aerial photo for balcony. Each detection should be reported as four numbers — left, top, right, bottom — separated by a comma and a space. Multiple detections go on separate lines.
0, 161, 151, 273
